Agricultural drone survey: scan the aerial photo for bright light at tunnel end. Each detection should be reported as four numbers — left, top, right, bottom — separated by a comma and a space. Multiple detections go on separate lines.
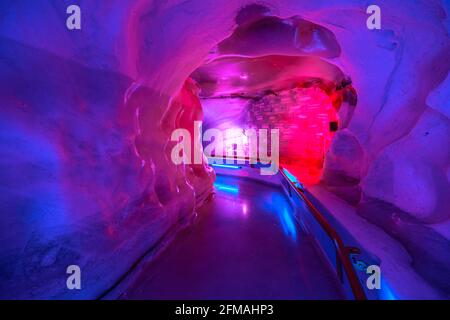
170, 121, 280, 175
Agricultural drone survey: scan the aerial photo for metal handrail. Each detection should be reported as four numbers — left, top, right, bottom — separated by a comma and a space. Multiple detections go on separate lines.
209, 156, 367, 299
278, 168, 367, 300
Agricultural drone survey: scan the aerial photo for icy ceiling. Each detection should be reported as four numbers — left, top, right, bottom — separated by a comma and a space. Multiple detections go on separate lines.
191, 55, 345, 98
191, 11, 344, 98
0, 0, 449, 299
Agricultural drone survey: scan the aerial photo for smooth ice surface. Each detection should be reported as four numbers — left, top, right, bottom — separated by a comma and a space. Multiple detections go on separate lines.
120, 175, 344, 299
0, 0, 449, 299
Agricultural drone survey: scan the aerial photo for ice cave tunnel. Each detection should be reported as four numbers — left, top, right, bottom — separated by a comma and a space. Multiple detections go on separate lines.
0, 0, 449, 300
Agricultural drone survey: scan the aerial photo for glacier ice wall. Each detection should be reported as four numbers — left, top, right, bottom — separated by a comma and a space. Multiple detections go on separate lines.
0, 0, 448, 298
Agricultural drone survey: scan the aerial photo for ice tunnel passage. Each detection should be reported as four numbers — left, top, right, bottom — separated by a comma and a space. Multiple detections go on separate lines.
193, 53, 355, 184
0, 1, 449, 300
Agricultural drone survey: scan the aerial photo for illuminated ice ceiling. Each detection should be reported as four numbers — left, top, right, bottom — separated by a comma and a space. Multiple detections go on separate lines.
0, 0, 448, 299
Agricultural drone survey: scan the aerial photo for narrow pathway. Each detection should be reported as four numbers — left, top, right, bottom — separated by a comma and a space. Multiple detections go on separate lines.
120, 175, 344, 299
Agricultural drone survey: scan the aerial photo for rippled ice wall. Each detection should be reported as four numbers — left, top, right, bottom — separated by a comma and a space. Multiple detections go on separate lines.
0, 0, 448, 298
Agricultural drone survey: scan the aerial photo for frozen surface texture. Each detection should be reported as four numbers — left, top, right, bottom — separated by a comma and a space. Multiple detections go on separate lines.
120, 175, 344, 299
0, 0, 449, 299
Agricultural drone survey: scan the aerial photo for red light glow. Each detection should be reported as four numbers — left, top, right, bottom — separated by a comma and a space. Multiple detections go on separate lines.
248, 86, 339, 184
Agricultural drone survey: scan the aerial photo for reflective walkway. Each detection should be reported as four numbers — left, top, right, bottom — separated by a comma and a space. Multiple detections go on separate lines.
120, 175, 344, 299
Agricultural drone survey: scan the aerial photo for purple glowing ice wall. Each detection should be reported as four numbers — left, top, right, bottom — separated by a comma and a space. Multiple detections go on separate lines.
0, 0, 449, 299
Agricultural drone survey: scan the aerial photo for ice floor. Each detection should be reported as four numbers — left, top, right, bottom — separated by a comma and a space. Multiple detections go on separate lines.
119, 175, 344, 299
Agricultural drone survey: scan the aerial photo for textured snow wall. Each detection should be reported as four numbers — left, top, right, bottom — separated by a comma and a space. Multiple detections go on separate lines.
0, 0, 449, 298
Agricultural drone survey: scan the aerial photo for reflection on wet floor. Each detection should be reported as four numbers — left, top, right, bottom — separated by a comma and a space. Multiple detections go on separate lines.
120, 175, 344, 299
